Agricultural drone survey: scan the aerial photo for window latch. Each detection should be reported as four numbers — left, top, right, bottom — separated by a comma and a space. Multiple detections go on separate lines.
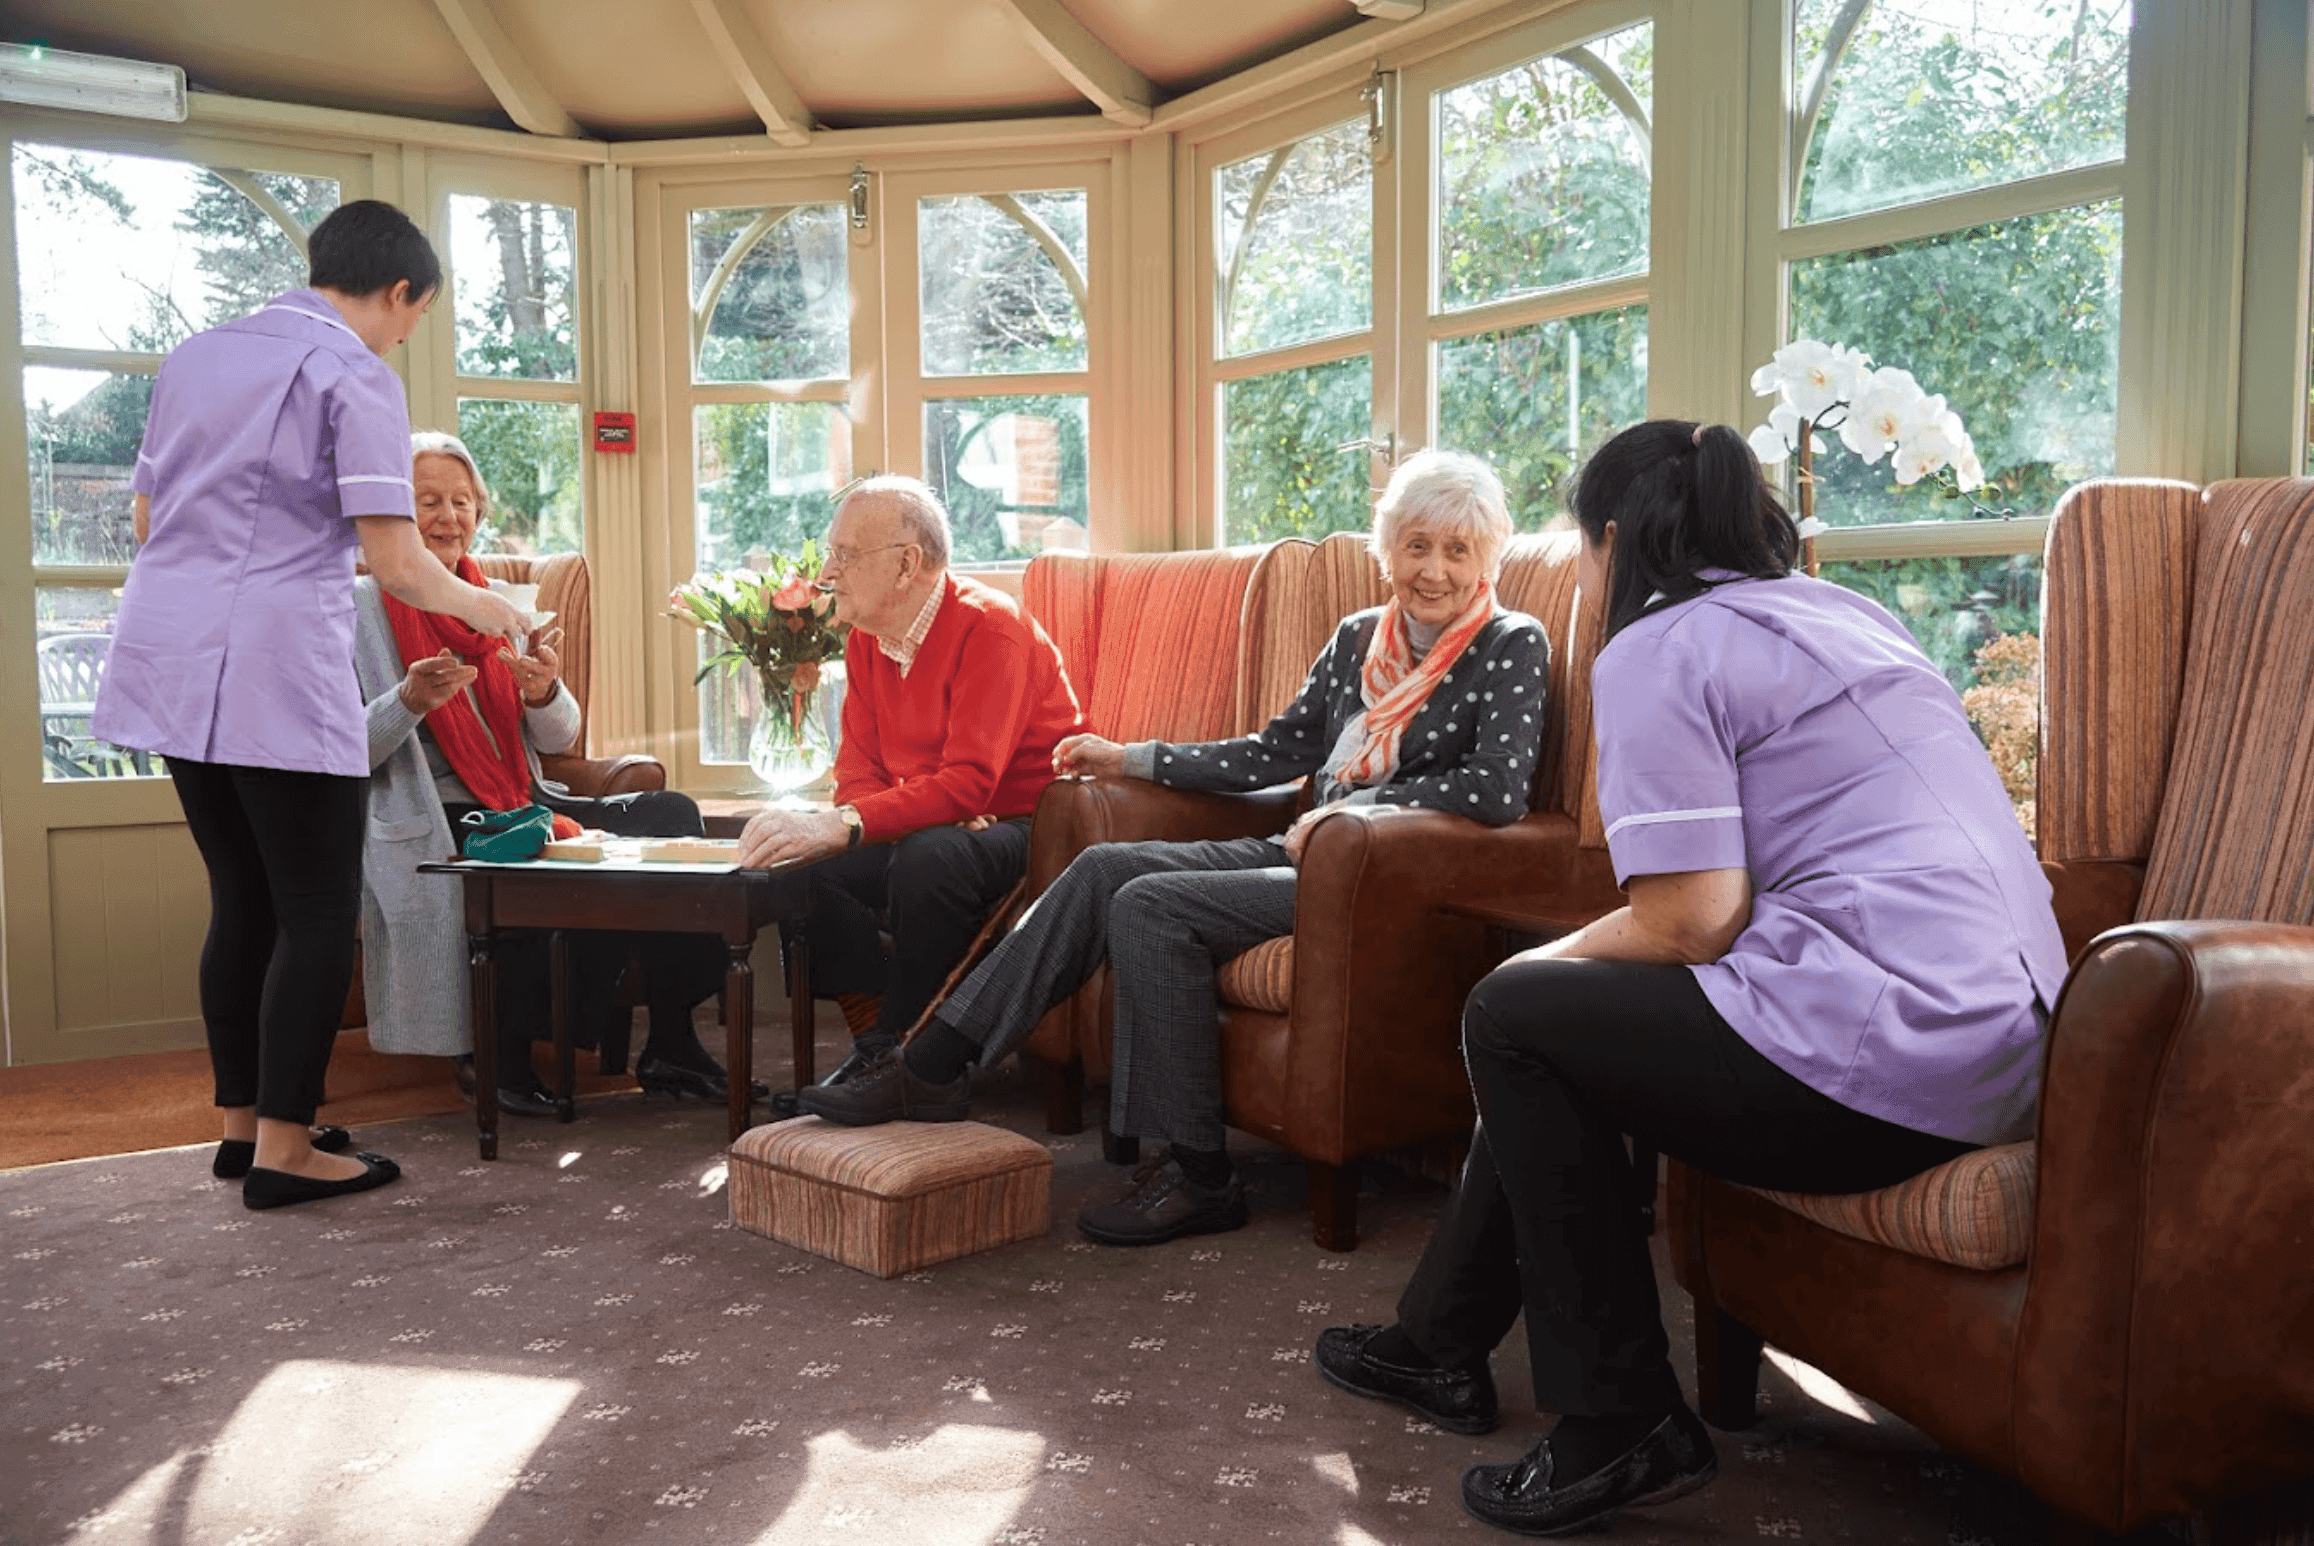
1335, 433, 1396, 461
849, 164, 872, 245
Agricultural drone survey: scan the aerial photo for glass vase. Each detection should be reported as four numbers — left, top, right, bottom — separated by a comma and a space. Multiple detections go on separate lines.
747, 672, 834, 795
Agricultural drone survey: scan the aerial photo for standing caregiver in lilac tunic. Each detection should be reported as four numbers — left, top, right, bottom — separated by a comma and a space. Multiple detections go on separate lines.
93, 200, 527, 1211
1316, 419, 2067, 1537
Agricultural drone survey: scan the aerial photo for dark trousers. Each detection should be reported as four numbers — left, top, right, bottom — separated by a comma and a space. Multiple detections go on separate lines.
168, 757, 367, 1125
934, 837, 1294, 1151
772, 819, 1031, 1049
452, 789, 726, 1074
1397, 957, 1975, 1418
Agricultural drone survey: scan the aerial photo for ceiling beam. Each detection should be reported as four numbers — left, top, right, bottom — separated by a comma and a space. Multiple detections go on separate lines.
686, 0, 815, 148
992, 0, 1155, 128
427, 0, 583, 138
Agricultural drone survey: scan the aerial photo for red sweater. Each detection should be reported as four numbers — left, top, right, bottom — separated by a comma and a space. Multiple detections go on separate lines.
834, 574, 1084, 841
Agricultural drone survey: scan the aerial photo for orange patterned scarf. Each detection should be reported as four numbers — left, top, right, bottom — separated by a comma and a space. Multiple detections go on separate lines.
1335, 581, 1495, 788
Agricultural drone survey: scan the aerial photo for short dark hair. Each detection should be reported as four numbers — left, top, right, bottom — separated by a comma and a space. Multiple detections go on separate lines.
306, 199, 441, 303
1573, 419, 1800, 640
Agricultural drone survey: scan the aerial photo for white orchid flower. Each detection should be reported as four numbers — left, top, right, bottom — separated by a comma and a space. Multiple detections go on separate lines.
1756, 338, 1867, 420
1893, 410, 1963, 486
1748, 423, 1792, 466
1952, 434, 1986, 493
1838, 367, 1925, 465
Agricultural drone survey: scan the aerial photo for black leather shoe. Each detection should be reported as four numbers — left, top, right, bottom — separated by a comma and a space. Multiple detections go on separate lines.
1315, 1323, 1499, 1436
495, 1081, 562, 1119
242, 1152, 401, 1211
212, 1125, 354, 1180
796, 1052, 969, 1126
816, 1044, 889, 1088
635, 1055, 720, 1101
1460, 1404, 1717, 1536
1076, 1157, 1249, 1246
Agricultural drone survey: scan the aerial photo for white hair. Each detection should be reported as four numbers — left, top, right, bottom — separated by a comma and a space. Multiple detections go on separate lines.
409, 429, 491, 522
1369, 449, 1513, 575
841, 475, 952, 570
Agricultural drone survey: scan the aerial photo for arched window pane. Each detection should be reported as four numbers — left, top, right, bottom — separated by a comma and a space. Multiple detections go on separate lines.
451, 195, 578, 382
690, 204, 848, 383
1216, 121, 1372, 358
1787, 202, 2120, 527
1794, 0, 2129, 225
1436, 306, 1647, 528
1437, 23, 1651, 312
920, 192, 1088, 376
924, 396, 1089, 563
1222, 355, 1371, 542
12, 144, 336, 353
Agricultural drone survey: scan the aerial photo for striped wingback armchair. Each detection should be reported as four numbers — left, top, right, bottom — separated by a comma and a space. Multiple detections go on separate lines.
1670, 477, 2314, 1542
1018, 531, 1629, 1249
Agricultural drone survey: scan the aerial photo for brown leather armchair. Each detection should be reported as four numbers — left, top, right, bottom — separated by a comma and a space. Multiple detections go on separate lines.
1669, 478, 2314, 1541
1021, 531, 1628, 1249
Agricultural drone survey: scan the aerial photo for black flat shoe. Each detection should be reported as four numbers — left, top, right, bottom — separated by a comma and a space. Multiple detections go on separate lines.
1315, 1323, 1499, 1435
495, 1082, 563, 1119
635, 1055, 722, 1101
816, 1045, 890, 1088
212, 1125, 355, 1181
242, 1152, 401, 1211
1460, 1404, 1717, 1536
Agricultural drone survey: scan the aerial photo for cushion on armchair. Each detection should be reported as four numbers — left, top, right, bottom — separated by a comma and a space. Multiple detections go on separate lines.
1217, 935, 1295, 1013
1745, 1141, 2036, 1271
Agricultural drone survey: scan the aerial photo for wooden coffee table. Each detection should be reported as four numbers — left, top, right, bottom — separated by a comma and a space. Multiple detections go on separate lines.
418, 852, 817, 1159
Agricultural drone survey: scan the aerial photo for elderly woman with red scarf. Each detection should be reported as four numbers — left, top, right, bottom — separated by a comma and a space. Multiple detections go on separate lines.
802, 449, 1549, 1246
351, 431, 732, 1117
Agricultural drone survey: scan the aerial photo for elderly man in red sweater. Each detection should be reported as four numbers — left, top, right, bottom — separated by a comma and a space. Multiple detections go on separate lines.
737, 476, 1083, 1091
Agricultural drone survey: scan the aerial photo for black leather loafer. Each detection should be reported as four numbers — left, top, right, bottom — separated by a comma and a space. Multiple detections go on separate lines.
242, 1152, 402, 1211
796, 1052, 969, 1126
816, 1044, 890, 1088
1460, 1404, 1717, 1536
1076, 1157, 1249, 1246
495, 1081, 562, 1119
212, 1125, 354, 1181
1315, 1323, 1499, 1435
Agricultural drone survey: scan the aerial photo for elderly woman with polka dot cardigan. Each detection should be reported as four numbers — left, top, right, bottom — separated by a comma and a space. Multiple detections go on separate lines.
800, 449, 1549, 1246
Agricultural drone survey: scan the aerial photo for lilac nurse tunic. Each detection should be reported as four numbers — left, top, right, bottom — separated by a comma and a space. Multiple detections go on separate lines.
1592, 572, 2067, 1145
93, 291, 417, 777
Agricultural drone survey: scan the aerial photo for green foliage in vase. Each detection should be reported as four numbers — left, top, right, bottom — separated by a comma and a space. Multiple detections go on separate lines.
667, 543, 849, 708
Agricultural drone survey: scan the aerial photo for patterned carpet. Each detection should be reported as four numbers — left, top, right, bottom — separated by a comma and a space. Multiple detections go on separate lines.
1, 1036, 2071, 1546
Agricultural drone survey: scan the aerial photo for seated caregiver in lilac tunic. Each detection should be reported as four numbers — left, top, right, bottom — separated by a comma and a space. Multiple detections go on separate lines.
91, 200, 526, 1212
1315, 418, 2066, 1540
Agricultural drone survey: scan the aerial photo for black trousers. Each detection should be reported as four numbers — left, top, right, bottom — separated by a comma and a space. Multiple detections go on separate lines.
771, 819, 1031, 1049
169, 757, 367, 1124
1397, 957, 1975, 1418
451, 789, 727, 1074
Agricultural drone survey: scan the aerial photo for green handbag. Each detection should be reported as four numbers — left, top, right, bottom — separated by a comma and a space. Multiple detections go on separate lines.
458, 803, 555, 862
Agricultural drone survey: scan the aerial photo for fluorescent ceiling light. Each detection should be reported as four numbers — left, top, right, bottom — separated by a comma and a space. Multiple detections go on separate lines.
0, 43, 187, 123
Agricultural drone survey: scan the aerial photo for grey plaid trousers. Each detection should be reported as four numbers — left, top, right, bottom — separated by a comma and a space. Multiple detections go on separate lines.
934, 836, 1297, 1152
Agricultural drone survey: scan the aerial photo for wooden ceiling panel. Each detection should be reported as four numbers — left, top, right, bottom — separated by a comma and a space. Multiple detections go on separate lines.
4, 0, 507, 127
1071, 0, 1355, 93
0, 0, 1376, 139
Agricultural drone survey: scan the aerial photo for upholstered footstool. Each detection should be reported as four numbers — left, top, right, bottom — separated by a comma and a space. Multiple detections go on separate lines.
728, 1118, 1053, 1278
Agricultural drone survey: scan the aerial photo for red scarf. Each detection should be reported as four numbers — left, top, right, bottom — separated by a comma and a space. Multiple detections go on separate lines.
1336, 581, 1496, 788
384, 556, 533, 813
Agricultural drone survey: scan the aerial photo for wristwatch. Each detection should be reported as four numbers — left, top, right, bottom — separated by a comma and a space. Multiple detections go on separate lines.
836, 804, 864, 849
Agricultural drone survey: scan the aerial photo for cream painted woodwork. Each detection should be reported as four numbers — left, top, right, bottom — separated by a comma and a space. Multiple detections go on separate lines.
1, 0, 2310, 1064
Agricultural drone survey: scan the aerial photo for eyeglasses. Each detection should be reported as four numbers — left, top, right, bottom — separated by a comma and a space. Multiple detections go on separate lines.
822, 540, 916, 572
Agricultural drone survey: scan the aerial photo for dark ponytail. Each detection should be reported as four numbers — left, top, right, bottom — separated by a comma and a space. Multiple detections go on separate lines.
1572, 419, 1799, 639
